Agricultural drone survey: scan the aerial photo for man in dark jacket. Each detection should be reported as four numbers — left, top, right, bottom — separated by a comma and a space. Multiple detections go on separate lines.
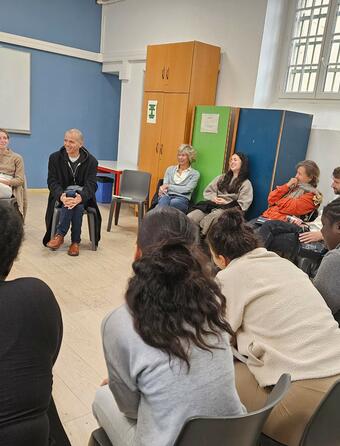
43, 129, 101, 256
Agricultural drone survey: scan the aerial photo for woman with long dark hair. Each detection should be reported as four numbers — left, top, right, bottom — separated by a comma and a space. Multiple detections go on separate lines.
187, 152, 253, 235
93, 207, 244, 446
208, 207, 340, 446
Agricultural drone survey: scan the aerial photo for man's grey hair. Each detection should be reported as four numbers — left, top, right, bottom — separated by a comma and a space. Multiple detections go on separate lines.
177, 144, 197, 164
65, 128, 84, 144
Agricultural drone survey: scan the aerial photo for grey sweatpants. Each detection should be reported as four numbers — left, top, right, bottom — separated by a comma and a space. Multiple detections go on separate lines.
92, 385, 136, 446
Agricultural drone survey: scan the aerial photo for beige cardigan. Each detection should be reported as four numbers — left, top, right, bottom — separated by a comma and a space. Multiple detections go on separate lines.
203, 176, 253, 211
0, 148, 27, 218
217, 248, 340, 387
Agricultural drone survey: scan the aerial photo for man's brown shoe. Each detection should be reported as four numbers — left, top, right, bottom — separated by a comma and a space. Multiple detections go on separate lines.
68, 243, 80, 257
46, 234, 64, 250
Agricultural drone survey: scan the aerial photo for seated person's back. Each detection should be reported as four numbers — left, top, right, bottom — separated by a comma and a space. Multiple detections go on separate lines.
93, 207, 244, 446
0, 203, 63, 446
208, 208, 340, 446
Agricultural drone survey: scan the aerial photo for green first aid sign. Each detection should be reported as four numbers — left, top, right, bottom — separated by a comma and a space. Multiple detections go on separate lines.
147, 100, 157, 124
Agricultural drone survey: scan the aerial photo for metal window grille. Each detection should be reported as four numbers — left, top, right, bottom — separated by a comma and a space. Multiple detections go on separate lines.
285, 0, 331, 94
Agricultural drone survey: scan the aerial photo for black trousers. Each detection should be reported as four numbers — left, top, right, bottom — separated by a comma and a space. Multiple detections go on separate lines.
249, 219, 301, 261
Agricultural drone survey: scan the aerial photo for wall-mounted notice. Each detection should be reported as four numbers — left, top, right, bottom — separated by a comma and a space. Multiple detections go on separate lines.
200, 113, 219, 133
0, 47, 31, 134
147, 100, 157, 124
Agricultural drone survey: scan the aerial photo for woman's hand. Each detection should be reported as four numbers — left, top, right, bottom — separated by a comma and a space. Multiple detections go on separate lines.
158, 184, 169, 196
287, 178, 298, 189
214, 196, 227, 204
0, 178, 11, 186
299, 230, 323, 244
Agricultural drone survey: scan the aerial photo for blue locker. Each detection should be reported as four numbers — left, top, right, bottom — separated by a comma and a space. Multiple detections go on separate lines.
234, 109, 313, 219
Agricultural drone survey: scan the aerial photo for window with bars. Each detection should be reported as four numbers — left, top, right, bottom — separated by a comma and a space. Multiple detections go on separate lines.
284, 0, 340, 98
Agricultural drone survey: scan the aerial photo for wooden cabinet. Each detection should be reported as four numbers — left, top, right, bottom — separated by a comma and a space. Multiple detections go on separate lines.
139, 41, 220, 199
144, 42, 194, 93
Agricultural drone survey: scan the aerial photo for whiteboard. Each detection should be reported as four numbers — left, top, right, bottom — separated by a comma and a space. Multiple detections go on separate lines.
0, 47, 31, 134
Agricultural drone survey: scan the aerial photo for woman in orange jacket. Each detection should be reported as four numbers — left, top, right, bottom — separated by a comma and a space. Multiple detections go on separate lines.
261, 160, 322, 222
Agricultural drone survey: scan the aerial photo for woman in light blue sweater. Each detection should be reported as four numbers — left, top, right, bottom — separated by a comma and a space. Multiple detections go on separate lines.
157, 144, 200, 213
93, 208, 244, 446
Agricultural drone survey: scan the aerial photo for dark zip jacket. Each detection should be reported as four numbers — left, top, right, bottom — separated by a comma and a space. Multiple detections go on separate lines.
43, 146, 101, 246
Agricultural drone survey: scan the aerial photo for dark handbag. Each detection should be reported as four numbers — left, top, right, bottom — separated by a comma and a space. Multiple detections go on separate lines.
65, 185, 83, 193
190, 199, 240, 214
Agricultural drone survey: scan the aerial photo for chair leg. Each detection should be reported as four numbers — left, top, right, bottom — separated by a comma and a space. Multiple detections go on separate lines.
145, 196, 150, 212
51, 207, 61, 239
107, 199, 116, 232
114, 200, 122, 226
87, 212, 97, 251
138, 203, 144, 229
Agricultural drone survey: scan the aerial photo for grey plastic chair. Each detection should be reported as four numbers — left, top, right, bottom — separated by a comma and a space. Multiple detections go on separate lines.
106, 170, 151, 231
88, 375, 290, 446
299, 379, 340, 446
174, 374, 291, 446
50, 203, 97, 251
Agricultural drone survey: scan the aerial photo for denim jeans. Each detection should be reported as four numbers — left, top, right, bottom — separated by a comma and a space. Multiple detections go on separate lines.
57, 203, 84, 243
157, 194, 189, 213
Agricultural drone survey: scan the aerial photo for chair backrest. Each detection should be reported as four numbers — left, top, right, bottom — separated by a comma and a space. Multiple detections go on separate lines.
174, 374, 291, 446
299, 379, 340, 446
119, 170, 151, 201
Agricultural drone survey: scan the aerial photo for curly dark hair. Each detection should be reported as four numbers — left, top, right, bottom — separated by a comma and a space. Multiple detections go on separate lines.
323, 197, 340, 225
0, 202, 24, 279
208, 207, 261, 261
125, 207, 235, 369
217, 152, 250, 194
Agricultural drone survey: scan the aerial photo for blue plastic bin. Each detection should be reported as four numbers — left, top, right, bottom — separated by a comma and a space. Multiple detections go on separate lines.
96, 175, 114, 203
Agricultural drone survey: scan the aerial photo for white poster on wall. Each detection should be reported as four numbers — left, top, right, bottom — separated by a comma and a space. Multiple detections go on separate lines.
200, 113, 219, 133
147, 100, 157, 124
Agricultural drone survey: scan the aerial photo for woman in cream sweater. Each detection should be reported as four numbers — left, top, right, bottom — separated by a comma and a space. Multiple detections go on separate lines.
208, 207, 340, 446
0, 128, 26, 218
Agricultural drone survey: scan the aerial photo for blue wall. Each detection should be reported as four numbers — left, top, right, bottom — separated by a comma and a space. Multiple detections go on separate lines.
0, 1, 121, 187
0, 0, 102, 52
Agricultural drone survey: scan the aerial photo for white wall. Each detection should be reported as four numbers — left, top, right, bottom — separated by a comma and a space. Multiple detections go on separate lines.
102, 0, 268, 164
252, 0, 340, 203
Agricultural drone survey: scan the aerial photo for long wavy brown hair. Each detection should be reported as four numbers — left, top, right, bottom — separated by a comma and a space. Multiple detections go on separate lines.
125, 207, 235, 369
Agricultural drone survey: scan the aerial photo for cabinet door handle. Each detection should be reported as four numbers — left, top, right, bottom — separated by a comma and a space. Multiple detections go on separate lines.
159, 143, 163, 155
162, 67, 165, 79
166, 67, 169, 80
156, 142, 159, 154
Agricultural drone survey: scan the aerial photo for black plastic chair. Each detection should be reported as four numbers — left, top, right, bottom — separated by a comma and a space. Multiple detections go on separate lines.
50, 203, 97, 251
0, 196, 18, 208
106, 170, 151, 231
173, 374, 291, 446
299, 379, 340, 446
88, 428, 112, 446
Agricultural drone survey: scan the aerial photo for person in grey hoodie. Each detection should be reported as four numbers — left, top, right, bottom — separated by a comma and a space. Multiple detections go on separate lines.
92, 207, 244, 446
314, 197, 340, 316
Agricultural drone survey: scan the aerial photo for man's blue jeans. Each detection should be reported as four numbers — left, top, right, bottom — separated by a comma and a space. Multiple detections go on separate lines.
157, 194, 189, 213
57, 204, 84, 243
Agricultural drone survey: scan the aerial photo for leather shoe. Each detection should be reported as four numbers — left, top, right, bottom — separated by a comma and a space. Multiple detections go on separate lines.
46, 234, 64, 250
68, 243, 80, 257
